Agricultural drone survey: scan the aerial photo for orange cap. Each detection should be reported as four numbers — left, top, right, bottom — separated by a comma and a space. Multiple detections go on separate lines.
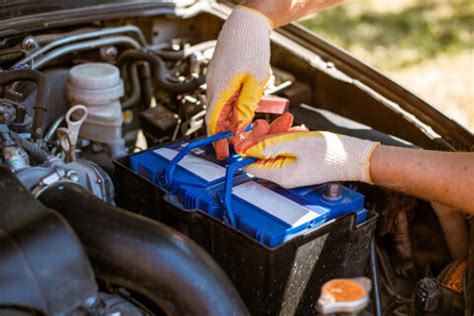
321, 279, 367, 302
317, 277, 371, 314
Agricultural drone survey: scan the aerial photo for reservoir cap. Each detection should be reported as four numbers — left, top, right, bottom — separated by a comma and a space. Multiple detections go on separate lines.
317, 277, 371, 314
69, 63, 121, 90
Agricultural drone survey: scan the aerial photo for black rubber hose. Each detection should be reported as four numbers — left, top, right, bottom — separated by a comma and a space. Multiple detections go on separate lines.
0, 49, 23, 64
11, 131, 49, 163
154, 49, 185, 61
43, 115, 64, 143
39, 183, 249, 316
0, 70, 49, 140
121, 62, 141, 110
370, 236, 382, 316
118, 49, 205, 94
139, 63, 154, 107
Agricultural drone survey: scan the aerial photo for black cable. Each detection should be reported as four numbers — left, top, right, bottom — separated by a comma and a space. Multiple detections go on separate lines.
138, 63, 154, 108
43, 115, 64, 143
154, 48, 185, 61
11, 131, 49, 163
117, 49, 204, 95
370, 236, 383, 316
121, 62, 141, 110
0, 70, 49, 140
465, 217, 474, 315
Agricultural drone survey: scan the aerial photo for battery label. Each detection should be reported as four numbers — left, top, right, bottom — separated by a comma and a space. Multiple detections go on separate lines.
232, 181, 323, 227
154, 147, 227, 182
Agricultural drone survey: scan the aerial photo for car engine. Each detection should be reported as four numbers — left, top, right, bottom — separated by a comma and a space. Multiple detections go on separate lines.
0, 2, 471, 315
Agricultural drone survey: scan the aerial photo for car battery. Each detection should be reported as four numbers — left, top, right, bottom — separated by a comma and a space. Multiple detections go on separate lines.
129, 131, 366, 247
114, 132, 378, 315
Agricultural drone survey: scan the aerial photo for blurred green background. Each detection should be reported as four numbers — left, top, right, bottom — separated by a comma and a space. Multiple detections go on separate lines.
299, 0, 474, 132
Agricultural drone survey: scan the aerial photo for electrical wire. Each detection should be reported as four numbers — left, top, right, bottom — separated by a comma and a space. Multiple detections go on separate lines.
370, 236, 383, 316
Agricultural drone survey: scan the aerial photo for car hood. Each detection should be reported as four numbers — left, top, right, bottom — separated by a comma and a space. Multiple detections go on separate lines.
0, 0, 197, 25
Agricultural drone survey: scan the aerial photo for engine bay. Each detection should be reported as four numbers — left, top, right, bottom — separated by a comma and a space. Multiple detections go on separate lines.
0, 2, 471, 315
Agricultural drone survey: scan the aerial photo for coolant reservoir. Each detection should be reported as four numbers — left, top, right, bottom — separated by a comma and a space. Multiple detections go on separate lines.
67, 63, 124, 145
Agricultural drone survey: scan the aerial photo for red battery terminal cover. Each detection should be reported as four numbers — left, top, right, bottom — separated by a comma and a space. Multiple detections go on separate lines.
255, 95, 290, 115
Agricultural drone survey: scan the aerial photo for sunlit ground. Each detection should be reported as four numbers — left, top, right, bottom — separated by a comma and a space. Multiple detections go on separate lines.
300, 0, 474, 132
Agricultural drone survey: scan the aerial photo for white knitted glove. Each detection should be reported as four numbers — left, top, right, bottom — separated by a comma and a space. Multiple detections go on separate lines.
206, 5, 273, 159
235, 119, 379, 188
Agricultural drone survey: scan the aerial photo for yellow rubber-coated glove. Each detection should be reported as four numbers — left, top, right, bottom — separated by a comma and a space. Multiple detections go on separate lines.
235, 118, 380, 188
206, 5, 273, 160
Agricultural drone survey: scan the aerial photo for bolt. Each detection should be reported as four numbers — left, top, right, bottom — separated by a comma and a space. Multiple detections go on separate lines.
324, 182, 342, 200
100, 46, 118, 62
22, 36, 39, 51
326, 62, 335, 69
171, 38, 182, 51
66, 170, 79, 182
83, 294, 101, 309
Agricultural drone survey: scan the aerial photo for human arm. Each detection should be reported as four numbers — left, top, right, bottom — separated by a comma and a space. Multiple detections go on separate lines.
243, 0, 343, 28
369, 145, 474, 212
206, 1, 343, 159
236, 119, 474, 214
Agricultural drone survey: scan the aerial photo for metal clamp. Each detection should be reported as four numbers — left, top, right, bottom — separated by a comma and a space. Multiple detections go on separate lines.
223, 157, 257, 227
162, 128, 257, 227
162, 126, 252, 187
162, 131, 232, 186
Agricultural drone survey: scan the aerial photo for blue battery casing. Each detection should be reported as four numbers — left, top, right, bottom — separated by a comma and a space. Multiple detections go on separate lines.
130, 137, 367, 248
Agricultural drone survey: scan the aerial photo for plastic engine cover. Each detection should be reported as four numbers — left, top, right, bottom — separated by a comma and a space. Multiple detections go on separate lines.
130, 138, 367, 247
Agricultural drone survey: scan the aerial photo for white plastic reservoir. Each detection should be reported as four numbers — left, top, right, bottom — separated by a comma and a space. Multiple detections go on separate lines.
67, 63, 124, 145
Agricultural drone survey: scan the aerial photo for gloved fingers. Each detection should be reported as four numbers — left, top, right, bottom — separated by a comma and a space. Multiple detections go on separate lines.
244, 157, 298, 188
268, 112, 293, 134
213, 119, 234, 158
230, 74, 267, 135
234, 113, 306, 154
250, 156, 296, 170
234, 114, 291, 153
252, 119, 271, 137
233, 119, 270, 151
214, 138, 230, 160
207, 77, 243, 134
209, 89, 241, 159
240, 131, 323, 160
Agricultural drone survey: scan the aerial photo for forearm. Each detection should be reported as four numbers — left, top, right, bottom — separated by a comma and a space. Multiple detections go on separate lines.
243, 0, 343, 28
370, 145, 474, 214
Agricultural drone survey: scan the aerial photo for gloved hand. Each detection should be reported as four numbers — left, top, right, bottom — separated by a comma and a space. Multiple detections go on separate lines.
235, 115, 380, 188
206, 5, 273, 160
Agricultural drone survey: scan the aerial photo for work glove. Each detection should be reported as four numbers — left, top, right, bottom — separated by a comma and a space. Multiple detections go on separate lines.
206, 5, 273, 160
235, 114, 380, 188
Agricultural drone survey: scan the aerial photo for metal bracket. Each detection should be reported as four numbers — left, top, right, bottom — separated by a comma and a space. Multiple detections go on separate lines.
223, 157, 257, 227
